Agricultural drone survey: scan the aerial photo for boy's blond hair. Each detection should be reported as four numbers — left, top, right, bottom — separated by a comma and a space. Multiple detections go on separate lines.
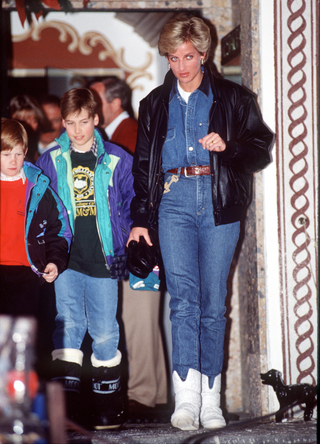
60, 88, 97, 120
1, 118, 28, 153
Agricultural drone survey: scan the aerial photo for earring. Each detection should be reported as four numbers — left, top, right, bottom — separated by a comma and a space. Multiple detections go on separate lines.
168, 63, 171, 70
201, 59, 204, 65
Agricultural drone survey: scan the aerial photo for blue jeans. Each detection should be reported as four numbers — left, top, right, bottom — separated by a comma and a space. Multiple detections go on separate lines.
159, 173, 240, 385
53, 269, 119, 361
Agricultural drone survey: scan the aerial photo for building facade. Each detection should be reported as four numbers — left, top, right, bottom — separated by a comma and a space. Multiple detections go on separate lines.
2, 0, 318, 418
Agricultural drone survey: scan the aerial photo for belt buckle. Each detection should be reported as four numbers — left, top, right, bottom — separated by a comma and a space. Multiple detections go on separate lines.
184, 167, 190, 177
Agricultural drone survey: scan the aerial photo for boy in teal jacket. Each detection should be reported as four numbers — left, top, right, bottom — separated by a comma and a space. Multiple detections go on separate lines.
0, 118, 71, 316
36, 88, 135, 429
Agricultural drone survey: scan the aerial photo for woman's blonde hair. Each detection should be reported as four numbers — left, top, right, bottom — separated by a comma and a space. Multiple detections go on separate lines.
158, 14, 211, 61
9, 94, 51, 132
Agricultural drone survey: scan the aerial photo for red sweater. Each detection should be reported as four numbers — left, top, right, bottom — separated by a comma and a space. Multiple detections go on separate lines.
111, 117, 138, 154
0, 179, 29, 266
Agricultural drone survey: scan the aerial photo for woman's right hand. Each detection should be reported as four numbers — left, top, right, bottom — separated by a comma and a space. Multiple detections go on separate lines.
127, 227, 153, 248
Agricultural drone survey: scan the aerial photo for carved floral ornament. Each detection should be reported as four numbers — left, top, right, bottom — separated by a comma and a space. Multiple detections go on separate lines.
12, 19, 153, 90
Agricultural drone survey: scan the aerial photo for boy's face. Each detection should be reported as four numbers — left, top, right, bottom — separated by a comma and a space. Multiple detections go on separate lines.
0, 145, 26, 177
63, 108, 98, 152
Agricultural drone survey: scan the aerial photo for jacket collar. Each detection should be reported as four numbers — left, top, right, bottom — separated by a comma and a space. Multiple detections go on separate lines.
23, 162, 43, 184
56, 128, 107, 160
57, 130, 70, 153
95, 128, 107, 159
161, 69, 176, 102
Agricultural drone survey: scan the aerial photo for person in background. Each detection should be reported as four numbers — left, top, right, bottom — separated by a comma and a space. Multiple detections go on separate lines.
36, 88, 135, 429
127, 14, 274, 431
90, 77, 137, 153
38, 94, 63, 156
90, 77, 168, 421
0, 117, 71, 317
9, 94, 52, 163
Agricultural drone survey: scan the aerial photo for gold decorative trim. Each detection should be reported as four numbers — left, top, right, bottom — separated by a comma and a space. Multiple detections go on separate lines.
12, 20, 153, 89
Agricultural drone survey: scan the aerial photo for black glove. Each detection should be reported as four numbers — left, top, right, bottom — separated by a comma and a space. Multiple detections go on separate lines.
110, 254, 129, 282
126, 236, 156, 279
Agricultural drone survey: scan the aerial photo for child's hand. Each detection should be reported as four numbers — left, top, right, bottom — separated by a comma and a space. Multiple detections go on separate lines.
42, 263, 58, 283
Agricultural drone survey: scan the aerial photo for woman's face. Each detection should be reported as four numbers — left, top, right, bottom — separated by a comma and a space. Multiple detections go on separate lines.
167, 41, 205, 93
12, 110, 38, 132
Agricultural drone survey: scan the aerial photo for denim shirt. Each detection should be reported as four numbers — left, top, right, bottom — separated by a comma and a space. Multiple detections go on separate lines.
162, 69, 214, 173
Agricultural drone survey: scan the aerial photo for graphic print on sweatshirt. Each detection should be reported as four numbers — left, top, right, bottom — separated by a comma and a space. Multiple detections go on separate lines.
69, 151, 109, 277
73, 164, 96, 217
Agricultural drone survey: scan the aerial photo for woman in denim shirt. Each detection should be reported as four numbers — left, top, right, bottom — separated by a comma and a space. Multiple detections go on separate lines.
128, 14, 273, 431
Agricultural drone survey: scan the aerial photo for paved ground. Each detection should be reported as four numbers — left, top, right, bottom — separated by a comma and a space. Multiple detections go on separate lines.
67, 416, 317, 444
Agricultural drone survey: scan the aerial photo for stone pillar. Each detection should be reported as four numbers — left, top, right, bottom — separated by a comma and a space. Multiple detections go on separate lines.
238, 0, 268, 416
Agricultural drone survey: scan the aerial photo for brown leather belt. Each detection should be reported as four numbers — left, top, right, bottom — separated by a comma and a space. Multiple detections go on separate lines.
167, 166, 211, 176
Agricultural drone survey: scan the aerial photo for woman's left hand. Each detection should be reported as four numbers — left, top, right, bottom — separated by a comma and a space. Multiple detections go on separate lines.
199, 132, 226, 152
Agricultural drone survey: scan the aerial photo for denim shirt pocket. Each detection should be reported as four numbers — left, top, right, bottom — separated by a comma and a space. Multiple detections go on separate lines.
196, 122, 211, 165
162, 127, 178, 171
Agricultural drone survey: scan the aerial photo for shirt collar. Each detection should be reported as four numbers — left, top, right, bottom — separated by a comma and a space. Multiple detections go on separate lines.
105, 111, 129, 140
169, 80, 178, 103
169, 66, 211, 102
0, 168, 26, 183
69, 137, 97, 156
198, 67, 211, 97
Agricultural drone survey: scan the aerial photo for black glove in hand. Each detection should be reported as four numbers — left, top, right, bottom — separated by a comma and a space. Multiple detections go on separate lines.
126, 236, 155, 279
110, 254, 129, 281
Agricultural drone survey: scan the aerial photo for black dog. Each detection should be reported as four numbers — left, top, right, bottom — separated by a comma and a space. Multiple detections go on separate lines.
260, 369, 317, 422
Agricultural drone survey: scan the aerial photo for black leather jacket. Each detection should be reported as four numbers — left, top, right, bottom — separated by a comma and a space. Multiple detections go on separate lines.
131, 64, 274, 228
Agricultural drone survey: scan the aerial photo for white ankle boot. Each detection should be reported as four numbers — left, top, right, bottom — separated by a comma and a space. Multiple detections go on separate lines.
200, 374, 226, 429
171, 369, 201, 430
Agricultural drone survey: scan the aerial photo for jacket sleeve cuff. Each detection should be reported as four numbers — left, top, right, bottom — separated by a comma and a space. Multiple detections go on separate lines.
216, 141, 237, 161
